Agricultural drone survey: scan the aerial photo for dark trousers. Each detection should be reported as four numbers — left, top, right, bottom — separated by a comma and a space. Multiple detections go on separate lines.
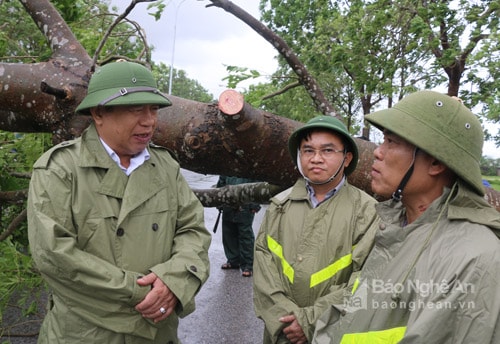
221, 209, 256, 270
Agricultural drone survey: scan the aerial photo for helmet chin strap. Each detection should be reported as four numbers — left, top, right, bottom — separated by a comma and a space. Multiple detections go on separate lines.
297, 150, 346, 185
392, 147, 419, 202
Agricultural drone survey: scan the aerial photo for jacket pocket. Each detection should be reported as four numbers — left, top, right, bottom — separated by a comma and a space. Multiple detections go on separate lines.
76, 199, 118, 252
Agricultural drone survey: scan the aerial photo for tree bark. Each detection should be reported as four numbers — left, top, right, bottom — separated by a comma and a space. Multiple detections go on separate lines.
154, 90, 300, 186
193, 182, 285, 208
153, 90, 376, 193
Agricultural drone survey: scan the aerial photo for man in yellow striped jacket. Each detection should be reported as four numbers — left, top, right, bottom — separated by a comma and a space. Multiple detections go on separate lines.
253, 116, 379, 343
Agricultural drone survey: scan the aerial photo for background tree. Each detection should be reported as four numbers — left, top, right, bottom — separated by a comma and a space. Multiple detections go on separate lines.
251, 0, 426, 138
481, 156, 500, 176
409, 0, 499, 97
153, 61, 214, 102
239, 72, 364, 136
254, 0, 499, 141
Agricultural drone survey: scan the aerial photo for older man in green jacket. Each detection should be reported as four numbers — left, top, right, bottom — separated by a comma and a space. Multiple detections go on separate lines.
28, 61, 211, 343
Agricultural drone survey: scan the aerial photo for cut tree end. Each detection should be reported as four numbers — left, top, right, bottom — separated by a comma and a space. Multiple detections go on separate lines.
218, 89, 244, 115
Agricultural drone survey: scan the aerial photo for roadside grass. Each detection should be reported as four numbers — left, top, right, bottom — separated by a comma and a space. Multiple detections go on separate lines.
483, 175, 500, 191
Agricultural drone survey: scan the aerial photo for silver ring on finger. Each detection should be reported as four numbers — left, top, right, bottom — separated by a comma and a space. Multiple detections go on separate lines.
160, 307, 166, 314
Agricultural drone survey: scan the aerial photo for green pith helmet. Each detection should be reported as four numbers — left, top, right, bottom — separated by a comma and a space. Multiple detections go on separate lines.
75, 61, 171, 115
288, 116, 359, 175
365, 90, 484, 196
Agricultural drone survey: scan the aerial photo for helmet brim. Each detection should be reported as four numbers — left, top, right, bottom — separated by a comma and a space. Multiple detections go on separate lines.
76, 88, 171, 115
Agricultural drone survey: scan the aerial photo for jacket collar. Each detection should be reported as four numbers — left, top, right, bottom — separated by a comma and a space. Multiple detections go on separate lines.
78, 123, 116, 170
77, 124, 166, 224
448, 179, 500, 237
377, 180, 500, 238
271, 178, 349, 207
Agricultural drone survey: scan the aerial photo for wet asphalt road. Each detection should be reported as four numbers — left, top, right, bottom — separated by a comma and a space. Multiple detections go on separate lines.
1, 171, 266, 344
178, 174, 267, 343
178, 171, 266, 343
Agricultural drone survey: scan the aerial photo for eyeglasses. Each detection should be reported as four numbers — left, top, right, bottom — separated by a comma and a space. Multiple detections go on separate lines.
299, 147, 345, 159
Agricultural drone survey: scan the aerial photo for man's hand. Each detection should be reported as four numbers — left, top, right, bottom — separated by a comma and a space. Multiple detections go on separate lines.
280, 314, 308, 344
135, 272, 178, 323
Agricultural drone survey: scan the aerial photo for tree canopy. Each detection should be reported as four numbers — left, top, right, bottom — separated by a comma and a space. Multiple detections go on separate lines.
250, 0, 499, 142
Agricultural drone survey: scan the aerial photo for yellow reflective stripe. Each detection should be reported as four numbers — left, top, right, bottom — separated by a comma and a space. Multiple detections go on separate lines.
351, 277, 360, 294
340, 326, 406, 344
310, 252, 352, 288
267, 235, 294, 283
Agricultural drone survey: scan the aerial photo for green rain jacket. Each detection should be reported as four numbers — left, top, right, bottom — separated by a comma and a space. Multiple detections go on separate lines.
27, 124, 211, 344
313, 181, 500, 344
253, 178, 379, 343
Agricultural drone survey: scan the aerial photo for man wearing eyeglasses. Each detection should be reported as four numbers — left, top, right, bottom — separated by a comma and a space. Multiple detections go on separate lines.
253, 116, 379, 344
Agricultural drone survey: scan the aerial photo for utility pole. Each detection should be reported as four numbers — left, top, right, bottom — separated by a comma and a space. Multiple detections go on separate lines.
168, 0, 186, 95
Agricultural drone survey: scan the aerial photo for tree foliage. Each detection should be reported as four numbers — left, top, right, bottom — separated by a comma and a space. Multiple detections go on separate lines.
0, 131, 51, 334
0, 131, 51, 241
0, 0, 50, 62
0, 0, 142, 62
153, 61, 214, 102
254, 0, 499, 143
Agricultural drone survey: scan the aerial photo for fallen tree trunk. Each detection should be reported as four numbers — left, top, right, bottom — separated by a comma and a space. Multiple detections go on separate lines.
193, 182, 285, 208
156, 90, 377, 194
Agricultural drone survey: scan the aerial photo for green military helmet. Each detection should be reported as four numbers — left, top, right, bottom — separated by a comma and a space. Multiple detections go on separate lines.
75, 60, 171, 115
288, 115, 359, 175
365, 90, 484, 196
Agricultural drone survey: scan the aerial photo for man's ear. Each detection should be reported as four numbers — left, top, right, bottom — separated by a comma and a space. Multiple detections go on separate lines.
89, 107, 102, 123
343, 151, 354, 168
428, 158, 447, 176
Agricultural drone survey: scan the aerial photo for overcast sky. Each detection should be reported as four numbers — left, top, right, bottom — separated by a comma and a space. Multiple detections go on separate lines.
111, 0, 499, 158
112, 0, 277, 98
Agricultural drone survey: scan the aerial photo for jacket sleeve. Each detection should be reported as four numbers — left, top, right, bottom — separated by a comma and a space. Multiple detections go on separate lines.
249, 202, 262, 212
216, 175, 227, 187
149, 168, 212, 318
27, 164, 155, 338
253, 206, 301, 343
401, 239, 500, 343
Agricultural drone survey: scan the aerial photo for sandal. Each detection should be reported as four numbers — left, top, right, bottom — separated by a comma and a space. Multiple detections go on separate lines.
221, 262, 240, 270
241, 269, 253, 277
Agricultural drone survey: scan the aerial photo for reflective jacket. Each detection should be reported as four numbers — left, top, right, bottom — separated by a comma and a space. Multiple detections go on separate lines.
27, 124, 211, 344
313, 181, 500, 344
253, 178, 379, 343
